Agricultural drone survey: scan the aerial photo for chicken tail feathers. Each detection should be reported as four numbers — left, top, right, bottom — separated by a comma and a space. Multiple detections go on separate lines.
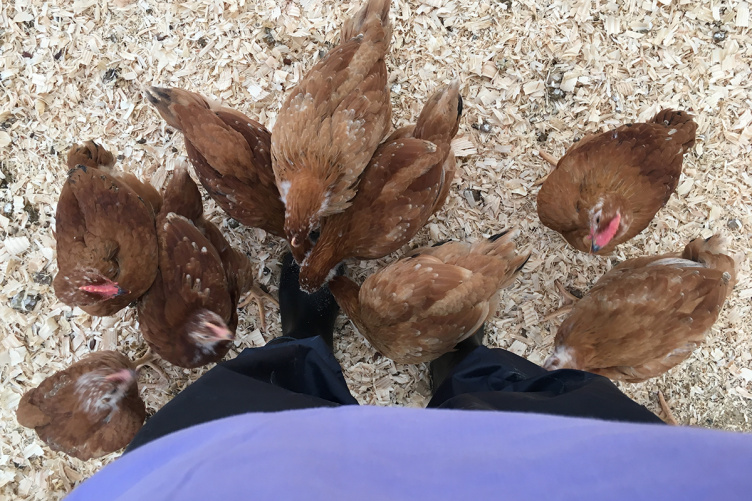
515, 253, 532, 273
478, 228, 520, 257
66, 141, 115, 171
341, 0, 392, 43
488, 229, 511, 242
145, 87, 211, 130
64, 143, 162, 216
328, 275, 363, 327
161, 164, 204, 222
418, 230, 527, 291
651, 108, 697, 150
413, 80, 463, 147
476, 230, 529, 287
682, 234, 736, 286
16, 390, 50, 429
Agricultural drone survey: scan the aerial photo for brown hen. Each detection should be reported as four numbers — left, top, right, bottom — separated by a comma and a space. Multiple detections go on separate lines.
537, 109, 697, 254
299, 81, 463, 292
137, 167, 269, 368
16, 351, 145, 460
272, 0, 392, 263
164, 166, 276, 326
145, 86, 284, 237
329, 232, 529, 364
544, 235, 736, 382
53, 141, 159, 316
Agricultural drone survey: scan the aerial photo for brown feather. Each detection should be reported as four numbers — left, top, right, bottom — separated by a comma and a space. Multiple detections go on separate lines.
16, 351, 145, 460
330, 233, 528, 364
53, 143, 158, 316
145, 87, 284, 236
299, 81, 462, 292
137, 168, 253, 368
67, 141, 161, 216
340, 0, 392, 42
544, 235, 735, 382
537, 109, 697, 254
138, 213, 233, 368
66, 140, 115, 170
272, 0, 392, 263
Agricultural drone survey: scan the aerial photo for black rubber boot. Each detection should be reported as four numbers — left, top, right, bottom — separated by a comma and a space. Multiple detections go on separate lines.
430, 324, 485, 392
278, 252, 341, 349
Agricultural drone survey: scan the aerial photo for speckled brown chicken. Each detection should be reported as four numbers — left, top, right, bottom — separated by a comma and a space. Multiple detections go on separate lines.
537, 109, 697, 254
16, 351, 145, 460
298, 81, 463, 293
53, 141, 160, 316
272, 0, 392, 263
544, 235, 736, 382
145, 86, 284, 237
137, 166, 268, 368
329, 232, 529, 364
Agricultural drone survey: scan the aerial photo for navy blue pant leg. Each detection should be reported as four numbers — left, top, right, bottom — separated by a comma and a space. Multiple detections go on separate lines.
127, 336, 358, 452
428, 346, 663, 424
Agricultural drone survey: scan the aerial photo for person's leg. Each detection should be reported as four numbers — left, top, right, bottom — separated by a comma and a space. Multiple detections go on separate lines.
428, 326, 664, 424
127, 254, 357, 452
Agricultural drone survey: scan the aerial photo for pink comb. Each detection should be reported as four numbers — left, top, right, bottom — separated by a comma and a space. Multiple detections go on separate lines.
594, 213, 622, 248
79, 281, 128, 298
105, 368, 135, 384
203, 321, 234, 341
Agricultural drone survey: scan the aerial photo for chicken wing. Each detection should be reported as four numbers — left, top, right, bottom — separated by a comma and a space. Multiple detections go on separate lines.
137, 167, 266, 368
272, 0, 392, 263
329, 232, 529, 364
537, 109, 696, 254
145, 87, 284, 237
299, 81, 463, 292
16, 351, 145, 460
544, 235, 735, 382
54, 142, 159, 316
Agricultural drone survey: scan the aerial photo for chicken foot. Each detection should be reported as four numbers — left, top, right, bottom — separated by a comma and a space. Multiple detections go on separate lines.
657, 390, 678, 425
533, 150, 560, 186
239, 285, 279, 332
543, 280, 580, 321
133, 347, 168, 382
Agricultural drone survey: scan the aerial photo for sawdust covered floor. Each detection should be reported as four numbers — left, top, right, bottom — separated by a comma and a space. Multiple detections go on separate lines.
2, 0, 751, 498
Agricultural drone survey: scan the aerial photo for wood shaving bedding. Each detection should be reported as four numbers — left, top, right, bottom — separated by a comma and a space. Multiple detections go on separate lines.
1, 0, 751, 498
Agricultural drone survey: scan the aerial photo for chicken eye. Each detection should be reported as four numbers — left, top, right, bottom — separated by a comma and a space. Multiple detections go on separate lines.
308, 229, 320, 243
596, 216, 601, 224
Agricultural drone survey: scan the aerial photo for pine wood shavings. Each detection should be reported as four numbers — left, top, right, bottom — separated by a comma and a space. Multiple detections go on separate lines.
3, 0, 752, 498
559, 72, 579, 93
739, 368, 752, 383
244, 328, 266, 348
523, 80, 545, 97
3, 236, 31, 256
736, 387, 752, 400
450, 136, 477, 156
676, 178, 694, 196
521, 302, 540, 329
737, 2, 750, 27
508, 340, 528, 356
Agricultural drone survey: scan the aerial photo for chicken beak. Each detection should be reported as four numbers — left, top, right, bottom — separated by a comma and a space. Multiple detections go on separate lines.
203, 321, 234, 341
587, 226, 598, 254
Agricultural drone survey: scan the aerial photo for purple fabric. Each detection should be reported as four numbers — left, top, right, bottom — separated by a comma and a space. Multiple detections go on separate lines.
68, 406, 752, 500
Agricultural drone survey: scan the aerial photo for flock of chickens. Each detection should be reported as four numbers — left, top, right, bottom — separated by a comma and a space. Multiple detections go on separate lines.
17, 0, 736, 461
